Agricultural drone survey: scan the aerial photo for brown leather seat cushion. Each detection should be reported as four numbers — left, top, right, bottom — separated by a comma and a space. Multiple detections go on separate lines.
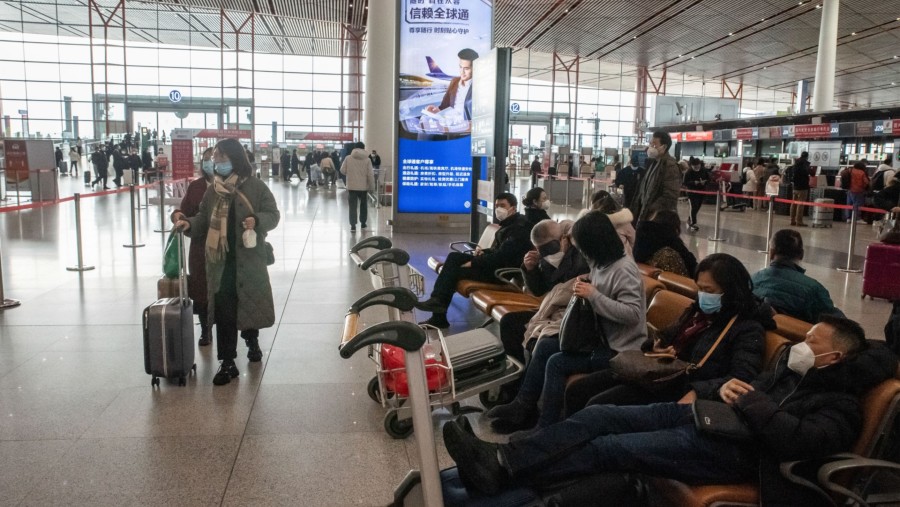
456, 280, 518, 297
646, 290, 694, 331
643, 276, 666, 305
658, 271, 699, 300
772, 314, 812, 343
490, 304, 539, 323
763, 332, 791, 370
471, 290, 541, 315
637, 262, 662, 279
853, 378, 900, 455
651, 478, 759, 507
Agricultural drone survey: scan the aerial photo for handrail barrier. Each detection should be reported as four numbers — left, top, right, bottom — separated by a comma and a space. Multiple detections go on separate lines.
681, 187, 888, 273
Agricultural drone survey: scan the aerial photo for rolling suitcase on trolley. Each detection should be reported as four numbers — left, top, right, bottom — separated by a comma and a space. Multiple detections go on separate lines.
143, 231, 195, 386
444, 328, 507, 385
862, 242, 900, 301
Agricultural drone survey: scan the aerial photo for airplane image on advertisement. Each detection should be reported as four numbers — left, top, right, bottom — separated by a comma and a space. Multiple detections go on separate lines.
425, 57, 455, 81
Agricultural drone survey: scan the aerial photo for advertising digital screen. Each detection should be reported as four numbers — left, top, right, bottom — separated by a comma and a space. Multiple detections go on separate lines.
397, 0, 493, 214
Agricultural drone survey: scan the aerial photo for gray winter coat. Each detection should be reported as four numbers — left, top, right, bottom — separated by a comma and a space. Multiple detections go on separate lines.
185, 176, 280, 331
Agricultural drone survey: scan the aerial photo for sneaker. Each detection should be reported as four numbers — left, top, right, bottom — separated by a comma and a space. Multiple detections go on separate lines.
420, 313, 450, 329
212, 360, 239, 386
246, 337, 262, 362
361, 223, 367, 230
689, 224, 699, 232
489, 404, 539, 434
442, 420, 509, 496
350, 226, 357, 233
485, 397, 532, 420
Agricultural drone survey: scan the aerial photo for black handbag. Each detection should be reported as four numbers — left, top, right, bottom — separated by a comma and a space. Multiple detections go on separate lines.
692, 399, 753, 441
558, 295, 605, 354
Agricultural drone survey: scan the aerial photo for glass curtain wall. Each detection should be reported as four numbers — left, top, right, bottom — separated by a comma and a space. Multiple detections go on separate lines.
0, 0, 360, 143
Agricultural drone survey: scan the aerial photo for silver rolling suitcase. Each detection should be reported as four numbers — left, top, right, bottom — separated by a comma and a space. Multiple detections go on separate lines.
444, 328, 507, 386
143, 231, 195, 387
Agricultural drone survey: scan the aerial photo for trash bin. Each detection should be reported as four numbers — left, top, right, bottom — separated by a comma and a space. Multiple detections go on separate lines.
811, 199, 834, 228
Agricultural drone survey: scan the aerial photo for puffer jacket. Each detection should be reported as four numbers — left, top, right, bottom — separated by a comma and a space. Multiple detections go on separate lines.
470, 213, 532, 274
644, 301, 774, 400
752, 259, 842, 323
522, 245, 589, 298
735, 342, 898, 506
340, 148, 375, 192
607, 208, 635, 256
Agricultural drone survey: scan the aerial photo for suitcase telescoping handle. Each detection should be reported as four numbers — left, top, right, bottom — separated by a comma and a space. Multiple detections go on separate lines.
176, 229, 188, 306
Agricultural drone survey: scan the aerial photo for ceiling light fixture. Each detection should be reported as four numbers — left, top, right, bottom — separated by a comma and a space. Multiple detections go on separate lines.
691, 56, 695, 59
761, 18, 766, 21
728, 32, 734, 36
763, 66, 768, 69
851, 32, 856, 35
893, 82, 897, 86
633, 35, 637, 39
816, 4, 822, 8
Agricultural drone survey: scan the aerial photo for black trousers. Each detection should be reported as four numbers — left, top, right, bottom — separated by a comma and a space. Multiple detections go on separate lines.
499, 310, 535, 365
430, 251, 497, 308
348, 190, 368, 226
688, 194, 704, 225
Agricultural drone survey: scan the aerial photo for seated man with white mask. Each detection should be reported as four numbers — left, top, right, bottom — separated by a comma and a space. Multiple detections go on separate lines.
442, 316, 898, 505
498, 219, 590, 365
417, 193, 533, 329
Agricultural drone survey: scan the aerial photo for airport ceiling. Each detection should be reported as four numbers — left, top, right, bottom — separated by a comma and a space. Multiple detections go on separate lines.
2, 0, 898, 109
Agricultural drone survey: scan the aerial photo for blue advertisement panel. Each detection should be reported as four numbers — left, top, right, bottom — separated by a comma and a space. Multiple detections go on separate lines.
397, 0, 493, 214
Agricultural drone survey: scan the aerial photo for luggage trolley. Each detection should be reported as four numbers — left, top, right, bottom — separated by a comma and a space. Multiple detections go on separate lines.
342, 287, 524, 439
350, 236, 426, 295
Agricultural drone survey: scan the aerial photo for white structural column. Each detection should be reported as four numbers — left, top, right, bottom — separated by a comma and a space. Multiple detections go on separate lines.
363, 0, 397, 167
812, 0, 839, 112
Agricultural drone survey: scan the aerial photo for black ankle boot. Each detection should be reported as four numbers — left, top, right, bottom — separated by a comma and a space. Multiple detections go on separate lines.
246, 337, 262, 362
213, 360, 239, 385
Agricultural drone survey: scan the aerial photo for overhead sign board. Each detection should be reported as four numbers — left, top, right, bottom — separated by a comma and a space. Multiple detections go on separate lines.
285, 131, 353, 142
195, 129, 251, 139
794, 124, 831, 139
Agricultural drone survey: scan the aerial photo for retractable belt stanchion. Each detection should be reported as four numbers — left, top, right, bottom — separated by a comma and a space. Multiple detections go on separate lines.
707, 184, 725, 242
66, 193, 95, 272
837, 207, 863, 274
123, 184, 146, 249
757, 195, 776, 253
153, 177, 167, 233
0, 233, 21, 309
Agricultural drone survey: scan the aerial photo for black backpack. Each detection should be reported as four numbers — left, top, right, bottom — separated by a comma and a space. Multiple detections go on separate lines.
872, 170, 888, 192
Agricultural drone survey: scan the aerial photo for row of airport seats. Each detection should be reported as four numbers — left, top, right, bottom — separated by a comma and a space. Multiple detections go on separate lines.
424, 242, 900, 505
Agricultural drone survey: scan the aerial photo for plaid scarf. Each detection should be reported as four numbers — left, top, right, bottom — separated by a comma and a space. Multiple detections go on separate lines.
206, 173, 240, 263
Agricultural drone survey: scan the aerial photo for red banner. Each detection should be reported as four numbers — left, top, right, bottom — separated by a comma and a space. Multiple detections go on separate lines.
195, 129, 251, 139
683, 131, 713, 142
794, 124, 831, 139
735, 128, 754, 140
670, 133, 682, 142
892, 120, 900, 134
170, 139, 194, 180
509, 138, 523, 147
285, 131, 353, 142
3, 140, 29, 183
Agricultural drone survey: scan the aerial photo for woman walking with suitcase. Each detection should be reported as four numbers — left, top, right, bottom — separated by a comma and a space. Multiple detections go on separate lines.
174, 138, 281, 386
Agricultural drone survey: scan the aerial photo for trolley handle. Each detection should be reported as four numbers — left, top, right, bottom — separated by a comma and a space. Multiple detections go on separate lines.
349, 235, 393, 255
339, 321, 426, 358
348, 286, 419, 314
359, 248, 410, 270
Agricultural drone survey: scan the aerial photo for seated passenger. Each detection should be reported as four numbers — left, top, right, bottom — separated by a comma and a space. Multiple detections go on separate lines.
486, 211, 646, 432
498, 220, 588, 388
633, 209, 697, 276
521, 220, 587, 298
595, 195, 635, 256
417, 193, 533, 329
874, 175, 900, 212
752, 229, 844, 323
565, 253, 771, 415
522, 187, 552, 225
444, 317, 898, 504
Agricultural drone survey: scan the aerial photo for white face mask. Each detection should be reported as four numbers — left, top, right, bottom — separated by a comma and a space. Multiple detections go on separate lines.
787, 342, 839, 375
543, 251, 565, 268
647, 147, 660, 159
540, 200, 551, 210
495, 207, 510, 222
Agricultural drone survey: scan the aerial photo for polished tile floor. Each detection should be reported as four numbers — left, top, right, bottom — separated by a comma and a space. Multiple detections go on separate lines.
0, 174, 892, 506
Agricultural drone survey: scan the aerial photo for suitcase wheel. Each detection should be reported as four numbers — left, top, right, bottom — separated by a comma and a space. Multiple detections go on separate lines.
151, 376, 160, 387
384, 411, 414, 439
178, 376, 186, 386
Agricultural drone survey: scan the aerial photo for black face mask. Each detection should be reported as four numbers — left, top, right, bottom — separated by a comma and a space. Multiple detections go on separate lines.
537, 240, 561, 258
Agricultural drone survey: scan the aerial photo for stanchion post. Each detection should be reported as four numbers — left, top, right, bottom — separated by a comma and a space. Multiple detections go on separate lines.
154, 177, 167, 233
123, 184, 145, 249
0, 232, 21, 309
758, 195, 776, 253
66, 193, 96, 272
707, 185, 725, 242
837, 207, 862, 273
